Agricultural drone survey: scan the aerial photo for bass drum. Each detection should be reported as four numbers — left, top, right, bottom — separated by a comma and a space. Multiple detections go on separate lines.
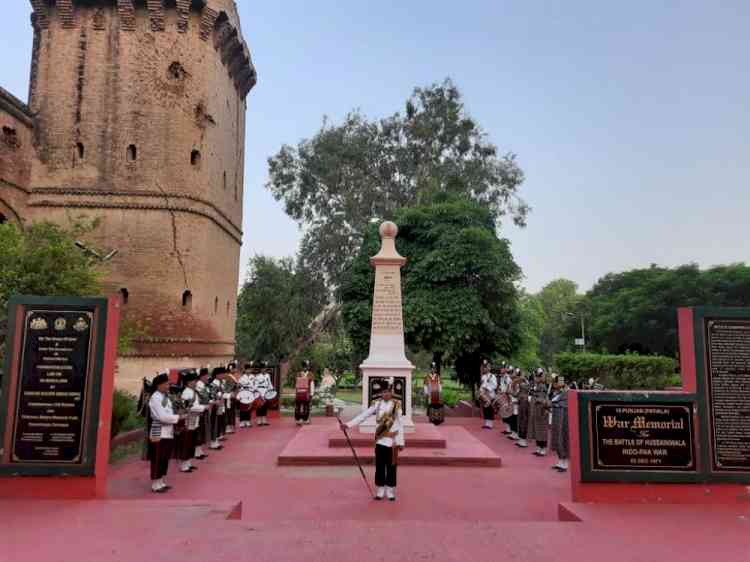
264, 389, 279, 409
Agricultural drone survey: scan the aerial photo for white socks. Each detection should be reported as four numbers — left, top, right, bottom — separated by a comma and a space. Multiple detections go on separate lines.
386, 486, 395, 500
180, 461, 192, 472
194, 446, 205, 458
375, 487, 385, 499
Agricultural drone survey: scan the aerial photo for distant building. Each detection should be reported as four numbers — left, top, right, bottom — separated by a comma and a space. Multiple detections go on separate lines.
0, 1, 256, 392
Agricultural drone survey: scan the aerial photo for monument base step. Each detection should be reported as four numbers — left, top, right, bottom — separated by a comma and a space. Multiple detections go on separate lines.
330, 423, 447, 448
278, 422, 500, 467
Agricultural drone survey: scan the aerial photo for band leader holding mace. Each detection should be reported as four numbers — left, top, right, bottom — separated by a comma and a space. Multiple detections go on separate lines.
340, 379, 405, 501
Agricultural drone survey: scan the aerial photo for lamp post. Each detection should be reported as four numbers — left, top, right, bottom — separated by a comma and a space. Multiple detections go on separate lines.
564, 312, 586, 352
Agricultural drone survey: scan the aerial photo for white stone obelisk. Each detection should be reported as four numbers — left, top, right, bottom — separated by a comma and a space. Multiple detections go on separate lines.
358, 221, 415, 433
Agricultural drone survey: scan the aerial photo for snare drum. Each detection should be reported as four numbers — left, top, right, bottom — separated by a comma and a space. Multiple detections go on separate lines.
264, 389, 279, 409
237, 389, 255, 412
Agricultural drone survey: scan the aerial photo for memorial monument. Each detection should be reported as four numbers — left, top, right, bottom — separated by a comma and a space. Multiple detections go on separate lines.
358, 221, 415, 432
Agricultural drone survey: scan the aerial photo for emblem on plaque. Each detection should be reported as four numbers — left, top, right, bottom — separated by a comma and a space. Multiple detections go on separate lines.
73, 317, 90, 332
54, 317, 67, 331
30, 317, 48, 330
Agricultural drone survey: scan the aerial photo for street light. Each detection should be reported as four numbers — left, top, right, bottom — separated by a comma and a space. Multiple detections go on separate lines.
564, 311, 586, 352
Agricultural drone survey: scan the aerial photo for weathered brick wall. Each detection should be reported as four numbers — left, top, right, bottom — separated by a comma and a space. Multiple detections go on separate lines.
0, 87, 33, 225
19, 1, 256, 381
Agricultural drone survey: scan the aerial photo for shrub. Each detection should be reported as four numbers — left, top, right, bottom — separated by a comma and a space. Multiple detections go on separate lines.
554, 352, 678, 390
111, 388, 142, 438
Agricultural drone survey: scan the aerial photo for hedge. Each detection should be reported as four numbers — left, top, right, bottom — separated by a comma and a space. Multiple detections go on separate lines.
554, 352, 678, 390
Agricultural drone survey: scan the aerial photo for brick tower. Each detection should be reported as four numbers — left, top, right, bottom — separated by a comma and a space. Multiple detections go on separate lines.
0, 1, 256, 391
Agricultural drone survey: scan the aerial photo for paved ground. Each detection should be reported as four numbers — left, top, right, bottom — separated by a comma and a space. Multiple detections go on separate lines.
2, 416, 748, 562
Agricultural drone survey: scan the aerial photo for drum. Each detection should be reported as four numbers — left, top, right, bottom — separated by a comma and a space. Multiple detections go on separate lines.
237, 389, 256, 412
264, 389, 279, 409
250, 393, 264, 410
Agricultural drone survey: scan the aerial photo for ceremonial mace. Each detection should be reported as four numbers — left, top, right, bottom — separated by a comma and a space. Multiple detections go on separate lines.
336, 414, 374, 498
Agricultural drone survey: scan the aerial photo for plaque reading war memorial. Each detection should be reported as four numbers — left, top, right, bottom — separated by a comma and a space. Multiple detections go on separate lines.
590, 402, 695, 471
10, 309, 95, 464
705, 319, 750, 471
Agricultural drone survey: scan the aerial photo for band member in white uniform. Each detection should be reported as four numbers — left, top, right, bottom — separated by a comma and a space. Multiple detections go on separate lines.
178, 371, 206, 473
237, 364, 256, 428
148, 372, 183, 493
479, 360, 498, 429
254, 366, 275, 426
342, 381, 405, 501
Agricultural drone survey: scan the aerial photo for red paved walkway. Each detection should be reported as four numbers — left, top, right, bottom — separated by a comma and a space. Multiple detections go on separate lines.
2, 417, 748, 562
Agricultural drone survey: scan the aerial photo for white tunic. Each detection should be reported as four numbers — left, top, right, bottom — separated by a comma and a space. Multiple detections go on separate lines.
181, 387, 206, 430
149, 391, 180, 439
346, 399, 405, 448
480, 373, 498, 397
255, 372, 274, 395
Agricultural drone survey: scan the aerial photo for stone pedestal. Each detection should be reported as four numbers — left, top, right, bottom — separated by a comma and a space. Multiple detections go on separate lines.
358, 221, 415, 433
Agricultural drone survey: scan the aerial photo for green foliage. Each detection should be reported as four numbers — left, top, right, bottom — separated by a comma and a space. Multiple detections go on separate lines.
236, 255, 328, 363
0, 220, 103, 362
110, 388, 142, 438
117, 319, 149, 355
537, 279, 582, 364
288, 321, 355, 380
580, 263, 750, 356
510, 292, 545, 371
267, 78, 528, 288
554, 352, 678, 390
340, 196, 523, 388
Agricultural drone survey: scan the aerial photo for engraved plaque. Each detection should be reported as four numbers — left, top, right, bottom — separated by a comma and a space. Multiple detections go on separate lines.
590, 401, 696, 471
705, 319, 750, 471
10, 309, 94, 464
368, 376, 407, 415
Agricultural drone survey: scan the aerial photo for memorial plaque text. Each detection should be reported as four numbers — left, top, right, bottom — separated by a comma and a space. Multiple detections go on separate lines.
705, 319, 750, 471
10, 309, 94, 464
590, 402, 695, 471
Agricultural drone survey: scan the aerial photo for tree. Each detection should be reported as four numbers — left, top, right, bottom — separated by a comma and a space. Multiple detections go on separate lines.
235, 255, 327, 364
536, 279, 582, 365
340, 196, 523, 387
580, 263, 750, 356
510, 292, 545, 371
267, 78, 528, 289
0, 220, 103, 363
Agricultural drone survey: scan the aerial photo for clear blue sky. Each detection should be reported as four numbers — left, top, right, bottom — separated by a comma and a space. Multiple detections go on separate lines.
2, 2, 748, 293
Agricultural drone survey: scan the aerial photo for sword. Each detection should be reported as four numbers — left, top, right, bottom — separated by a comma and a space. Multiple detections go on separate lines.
336, 414, 374, 498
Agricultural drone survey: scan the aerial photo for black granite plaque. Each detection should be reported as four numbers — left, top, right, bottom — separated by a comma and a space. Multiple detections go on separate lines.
705, 319, 750, 471
590, 402, 695, 471
10, 309, 94, 464
368, 377, 406, 415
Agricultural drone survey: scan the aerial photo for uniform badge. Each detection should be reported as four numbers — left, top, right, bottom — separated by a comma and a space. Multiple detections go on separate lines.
54, 317, 67, 331
73, 317, 89, 332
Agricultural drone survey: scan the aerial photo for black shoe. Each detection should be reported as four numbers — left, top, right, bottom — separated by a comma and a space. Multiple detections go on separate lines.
188, 466, 198, 472
152, 487, 168, 494
210, 445, 223, 450
555, 467, 568, 473
374, 496, 382, 501
161, 485, 172, 491
388, 497, 396, 502
502, 430, 511, 435
194, 454, 208, 460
